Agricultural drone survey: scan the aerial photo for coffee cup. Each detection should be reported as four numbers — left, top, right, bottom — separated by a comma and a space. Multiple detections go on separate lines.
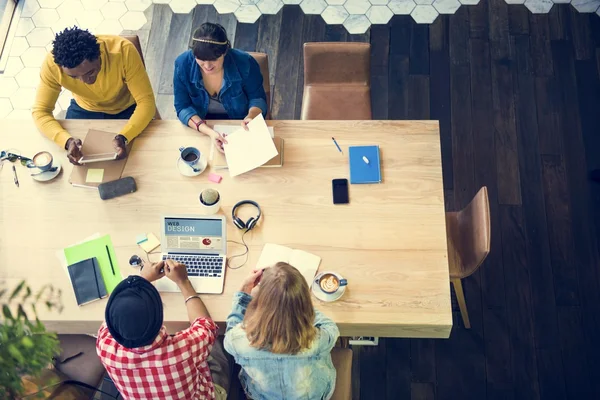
179, 146, 201, 171
315, 272, 347, 295
28, 151, 53, 172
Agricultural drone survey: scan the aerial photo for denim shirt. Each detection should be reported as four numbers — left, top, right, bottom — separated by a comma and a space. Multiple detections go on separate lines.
224, 292, 340, 400
173, 49, 268, 125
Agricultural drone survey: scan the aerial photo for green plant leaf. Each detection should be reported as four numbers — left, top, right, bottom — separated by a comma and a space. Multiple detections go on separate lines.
17, 304, 29, 322
8, 281, 25, 302
0, 288, 7, 298
21, 336, 34, 349
22, 286, 32, 302
2, 304, 14, 321
7, 344, 25, 364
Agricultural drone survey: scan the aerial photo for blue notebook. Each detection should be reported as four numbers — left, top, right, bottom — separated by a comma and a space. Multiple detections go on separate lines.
349, 145, 382, 184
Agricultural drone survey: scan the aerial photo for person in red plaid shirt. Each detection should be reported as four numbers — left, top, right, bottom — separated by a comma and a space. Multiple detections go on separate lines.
96, 259, 229, 400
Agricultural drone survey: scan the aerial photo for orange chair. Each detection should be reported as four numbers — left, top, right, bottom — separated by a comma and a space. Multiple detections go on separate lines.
445, 187, 491, 329
247, 52, 271, 119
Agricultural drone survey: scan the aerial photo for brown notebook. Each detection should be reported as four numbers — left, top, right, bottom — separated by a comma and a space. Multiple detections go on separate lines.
69, 130, 131, 189
212, 137, 284, 169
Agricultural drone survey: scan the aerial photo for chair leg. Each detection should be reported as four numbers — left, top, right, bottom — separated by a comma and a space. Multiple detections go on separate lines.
452, 278, 471, 329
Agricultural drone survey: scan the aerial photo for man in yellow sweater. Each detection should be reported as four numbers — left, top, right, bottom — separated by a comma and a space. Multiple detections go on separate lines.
32, 27, 156, 165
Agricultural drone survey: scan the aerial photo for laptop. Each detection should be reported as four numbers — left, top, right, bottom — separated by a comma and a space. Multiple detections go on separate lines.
154, 214, 227, 294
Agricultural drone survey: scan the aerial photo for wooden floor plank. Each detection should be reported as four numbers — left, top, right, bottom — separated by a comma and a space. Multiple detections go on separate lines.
388, 16, 411, 120
410, 23, 429, 75
360, 340, 387, 399
386, 339, 411, 400
557, 307, 593, 398
256, 12, 284, 86
158, 12, 194, 94
469, 0, 488, 39
411, 382, 435, 400
410, 339, 435, 383
144, 5, 173, 95
570, 11, 593, 60
370, 25, 390, 120
233, 21, 259, 52
508, 5, 529, 36
534, 76, 562, 156
528, 15, 554, 77
548, 4, 570, 41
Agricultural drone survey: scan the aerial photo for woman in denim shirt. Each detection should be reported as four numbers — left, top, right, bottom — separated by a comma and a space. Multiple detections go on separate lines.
173, 23, 268, 153
224, 263, 339, 400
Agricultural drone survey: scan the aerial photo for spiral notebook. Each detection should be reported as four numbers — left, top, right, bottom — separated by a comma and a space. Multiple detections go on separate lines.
348, 145, 382, 184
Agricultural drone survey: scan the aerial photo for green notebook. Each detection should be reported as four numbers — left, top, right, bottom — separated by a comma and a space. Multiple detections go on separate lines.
64, 235, 121, 293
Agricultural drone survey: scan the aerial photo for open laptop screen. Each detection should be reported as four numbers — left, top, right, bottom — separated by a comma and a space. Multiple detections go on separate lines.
164, 217, 224, 253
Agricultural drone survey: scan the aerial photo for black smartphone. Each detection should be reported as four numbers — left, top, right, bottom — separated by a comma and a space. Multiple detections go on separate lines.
98, 177, 137, 200
332, 179, 349, 204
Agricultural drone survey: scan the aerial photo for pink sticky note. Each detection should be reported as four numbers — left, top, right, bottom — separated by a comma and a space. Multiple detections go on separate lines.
208, 173, 222, 183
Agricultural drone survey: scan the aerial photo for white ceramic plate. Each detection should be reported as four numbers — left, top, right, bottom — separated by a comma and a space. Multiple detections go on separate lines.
30, 159, 62, 182
177, 156, 207, 177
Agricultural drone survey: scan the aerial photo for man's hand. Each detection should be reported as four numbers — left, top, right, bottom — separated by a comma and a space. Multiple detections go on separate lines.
240, 269, 263, 295
66, 138, 83, 165
140, 261, 165, 282
113, 135, 128, 160
165, 259, 189, 286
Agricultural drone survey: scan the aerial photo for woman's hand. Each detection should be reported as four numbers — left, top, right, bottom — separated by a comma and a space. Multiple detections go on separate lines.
208, 129, 228, 153
240, 269, 263, 295
241, 107, 263, 131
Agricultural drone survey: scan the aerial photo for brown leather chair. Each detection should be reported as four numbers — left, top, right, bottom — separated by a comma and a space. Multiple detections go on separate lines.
301, 42, 371, 120
121, 34, 162, 120
445, 187, 491, 329
247, 52, 271, 119
330, 347, 353, 400
55, 334, 106, 396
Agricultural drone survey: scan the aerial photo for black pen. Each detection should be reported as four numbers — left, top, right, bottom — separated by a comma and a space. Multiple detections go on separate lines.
12, 165, 18, 187
106, 245, 115, 275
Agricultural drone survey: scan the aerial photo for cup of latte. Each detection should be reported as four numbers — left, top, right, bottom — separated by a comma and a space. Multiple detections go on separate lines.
316, 272, 347, 295
30, 151, 53, 172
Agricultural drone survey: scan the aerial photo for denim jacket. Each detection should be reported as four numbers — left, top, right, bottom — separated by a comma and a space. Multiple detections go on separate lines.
224, 292, 340, 400
173, 49, 268, 125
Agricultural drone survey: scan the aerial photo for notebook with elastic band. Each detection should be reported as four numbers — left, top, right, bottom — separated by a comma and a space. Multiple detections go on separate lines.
349, 145, 382, 184
67, 257, 108, 306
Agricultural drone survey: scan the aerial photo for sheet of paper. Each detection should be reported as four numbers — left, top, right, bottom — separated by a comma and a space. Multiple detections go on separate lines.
214, 124, 274, 138
86, 168, 104, 183
222, 114, 278, 177
256, 243, 321, 285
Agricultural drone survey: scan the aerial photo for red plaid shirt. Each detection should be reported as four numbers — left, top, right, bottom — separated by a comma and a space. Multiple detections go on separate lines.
96, 317, 218, 400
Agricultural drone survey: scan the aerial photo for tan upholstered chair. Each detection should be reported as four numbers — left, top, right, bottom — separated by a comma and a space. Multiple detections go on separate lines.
301, 42, 371, 120
55, 334, 106, 396
121, 35, 162, 120
247, 52, 271, 119
445, 187, 491, 329
330, 347, 353, 400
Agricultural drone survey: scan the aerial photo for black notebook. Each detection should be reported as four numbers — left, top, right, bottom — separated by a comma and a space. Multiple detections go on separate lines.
67, 257, 108, 306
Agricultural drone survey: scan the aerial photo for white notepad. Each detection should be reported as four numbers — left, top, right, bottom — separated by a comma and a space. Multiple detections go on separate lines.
256, 243, 322, 285
222, 114, 278, 177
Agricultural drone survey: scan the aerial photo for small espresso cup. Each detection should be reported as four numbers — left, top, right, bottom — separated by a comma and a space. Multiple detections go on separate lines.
315, 272, 348, 295
28, 151, 53, 172
179, 146, 201, 171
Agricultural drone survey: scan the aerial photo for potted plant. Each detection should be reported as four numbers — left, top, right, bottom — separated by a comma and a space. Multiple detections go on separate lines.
0, 281, 62, 399
199, 188, 221, 215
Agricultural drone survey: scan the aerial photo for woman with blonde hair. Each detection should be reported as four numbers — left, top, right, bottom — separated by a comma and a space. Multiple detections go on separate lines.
224, 262, 339, 400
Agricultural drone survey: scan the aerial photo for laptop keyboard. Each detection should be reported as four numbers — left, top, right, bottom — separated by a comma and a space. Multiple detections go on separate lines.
162, 254, 224, 278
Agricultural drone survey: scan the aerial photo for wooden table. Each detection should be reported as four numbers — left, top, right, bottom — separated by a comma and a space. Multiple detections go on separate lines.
0, 119, 451, 338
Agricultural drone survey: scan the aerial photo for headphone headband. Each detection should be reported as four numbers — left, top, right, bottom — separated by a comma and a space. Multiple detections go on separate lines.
232, 200, 262, 231
232, 200, 261, 219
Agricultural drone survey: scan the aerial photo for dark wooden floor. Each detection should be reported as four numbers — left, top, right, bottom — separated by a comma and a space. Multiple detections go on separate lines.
134, 2, 600, 399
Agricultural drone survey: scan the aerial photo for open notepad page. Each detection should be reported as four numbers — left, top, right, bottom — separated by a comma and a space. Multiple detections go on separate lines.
222, 114, 278, 177
256, 243, 322, 285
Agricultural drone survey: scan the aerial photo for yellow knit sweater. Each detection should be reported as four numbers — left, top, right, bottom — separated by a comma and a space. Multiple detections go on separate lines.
32, 35, 156, 148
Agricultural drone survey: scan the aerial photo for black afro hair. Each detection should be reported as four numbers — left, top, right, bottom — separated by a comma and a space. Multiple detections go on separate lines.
52, 27, 100, 69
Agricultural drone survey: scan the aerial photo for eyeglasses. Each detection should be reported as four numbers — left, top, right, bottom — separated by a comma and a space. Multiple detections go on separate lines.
0, 151, 33, 166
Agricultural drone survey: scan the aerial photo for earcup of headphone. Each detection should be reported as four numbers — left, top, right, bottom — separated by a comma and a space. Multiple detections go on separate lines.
233, 216, 246, 230
246, 217, 257, 231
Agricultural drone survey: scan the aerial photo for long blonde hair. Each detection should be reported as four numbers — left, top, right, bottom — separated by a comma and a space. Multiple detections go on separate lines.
243, 262, 316, 354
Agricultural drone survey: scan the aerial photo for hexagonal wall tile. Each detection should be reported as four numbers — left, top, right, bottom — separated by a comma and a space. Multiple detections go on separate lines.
326, 0, 346, 5
411, 4, 438, 23
0, 78, 20, 98
51, 17, 77, 34
9, 37, 30, 57
26, 27, 54, 47
214, 0, 241, 13
196, 0, 216, 4
4, 58, 25, 77
81, 0, 108, 9
504, 0, 525, 3
321, 5, 349, 24
119, 11, 148, 30
459, 0, 479, 4
57, 0, 85, 19
240, 0, 259, 5
32, 9, 60, 29
257, 0, 283, 13
389, 0, 416, 14
125, 0, 152, 11
524, 0, 553, 13
370, 0, 390, 4
11, 88, 37, 110
344, 0, 370, 13
301, 0, 328, 14
38, 0, 65, 8
169, 0, 196, 12
21, 47, 48, 67
58, 90, 73, 110
0, 99, 13, 119
21, 0, 41, 18
414, 0, 433, 4
366, 5, 393, 23
15, 68, 41, 89
153, 0, 171, 3
571, 0, 600, 12
101, 1, 128, 18
234, 4, 261, 22
553, 0, 570, 3
433, 0, 461, 13
94, 19, 124, 35
16, 18, 35, 37
7, 109, 35, 119
77, 10, 104, 30
282, 0, 302, 4
343, 14, 370, 34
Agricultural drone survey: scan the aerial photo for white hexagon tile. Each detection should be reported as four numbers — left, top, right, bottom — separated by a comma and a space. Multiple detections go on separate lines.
214, 0, 241, 13
388, 0, 416, 14
321, 5, 349, 24
235, 4, 262, 22
257, 0, 284, 14
169, 0, 198, 13
411, 4, 439, 23
301, 0, 328, 14
366, 5, 394, 23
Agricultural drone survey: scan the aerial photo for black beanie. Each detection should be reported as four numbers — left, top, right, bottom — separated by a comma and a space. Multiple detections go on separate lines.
105, 276, 163, 349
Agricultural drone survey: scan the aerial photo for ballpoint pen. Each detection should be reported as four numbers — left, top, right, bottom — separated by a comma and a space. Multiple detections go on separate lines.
106, 245, 115, 275
12, 165, 19, 187
331, 137, 343, 154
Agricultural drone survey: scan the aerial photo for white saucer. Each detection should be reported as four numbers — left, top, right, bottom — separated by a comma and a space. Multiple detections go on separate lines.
177, 156, 207, 177
30, 159, 62, 182
311, 272, 347, 302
